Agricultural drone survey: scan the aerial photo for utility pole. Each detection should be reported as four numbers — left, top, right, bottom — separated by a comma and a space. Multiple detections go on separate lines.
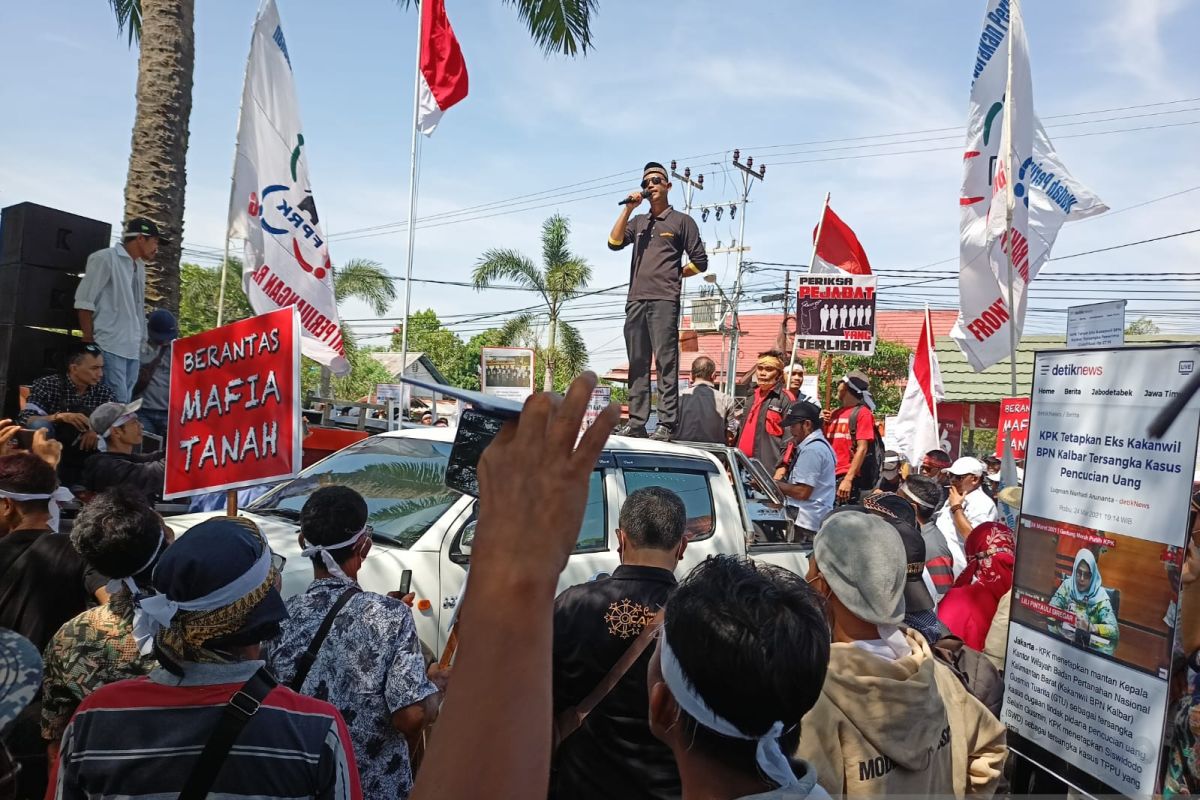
671, 160, 705, 214
724, 150, 766, 397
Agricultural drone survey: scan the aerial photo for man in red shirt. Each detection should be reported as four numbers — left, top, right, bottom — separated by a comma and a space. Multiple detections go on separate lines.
735, 351, 794, 470
822, 371, 877, 504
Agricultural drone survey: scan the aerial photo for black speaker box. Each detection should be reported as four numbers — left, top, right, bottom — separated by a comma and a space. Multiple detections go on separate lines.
0, 263, 81, 328
0, 325, 80, 418
0, 203, 112, 271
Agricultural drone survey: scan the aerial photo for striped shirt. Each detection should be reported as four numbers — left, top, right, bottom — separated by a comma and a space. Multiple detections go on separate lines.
49, 660, 362, 800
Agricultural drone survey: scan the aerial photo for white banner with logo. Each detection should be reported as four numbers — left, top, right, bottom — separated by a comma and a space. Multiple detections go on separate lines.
793, 273, 877, 355
1002, 346, 1200, 797
952, 0, 1107, 372
229, 0, 349, 375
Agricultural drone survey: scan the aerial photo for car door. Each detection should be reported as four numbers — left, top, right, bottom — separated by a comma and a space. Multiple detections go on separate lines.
436, 454, 618, 654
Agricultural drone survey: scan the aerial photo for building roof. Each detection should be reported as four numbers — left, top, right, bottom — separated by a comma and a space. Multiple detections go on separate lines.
367, 351, 450, 385
604, 309, 959, 384
936, 334, 1200, 402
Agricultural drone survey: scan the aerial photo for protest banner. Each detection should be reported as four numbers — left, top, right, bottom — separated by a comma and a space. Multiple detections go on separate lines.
1067, 299, 1127, 349
793, 273, 877, 355
1001, 345, 1200, 798
580, 386, 612, 434
996, 396, 1031, 460
480, 346, 535, 402
164, 307, 303, 499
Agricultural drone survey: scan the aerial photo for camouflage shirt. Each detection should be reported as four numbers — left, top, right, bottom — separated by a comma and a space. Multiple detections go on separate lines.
41, 591, 157, 743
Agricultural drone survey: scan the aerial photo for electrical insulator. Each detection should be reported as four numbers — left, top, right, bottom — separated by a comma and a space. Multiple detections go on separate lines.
715, 206, 723, 221
729, 204, 737, 220
671, 159, 677, 171
733, 149, 740, 163
684, 167, 691, 179
701, 208, 710, 222
760, 164, 766, 177
698, 174, 704, 186
747, 156, 754, 169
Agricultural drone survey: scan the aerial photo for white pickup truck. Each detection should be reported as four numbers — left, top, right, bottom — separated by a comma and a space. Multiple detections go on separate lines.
164, 428, 810, 653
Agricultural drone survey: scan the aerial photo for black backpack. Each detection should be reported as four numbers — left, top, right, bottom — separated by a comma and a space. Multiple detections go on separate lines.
849, 405, 885, 490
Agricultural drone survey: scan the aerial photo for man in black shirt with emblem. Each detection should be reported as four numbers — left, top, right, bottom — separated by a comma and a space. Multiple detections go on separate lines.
551, 486, 688, 799
610, 162, 708, 441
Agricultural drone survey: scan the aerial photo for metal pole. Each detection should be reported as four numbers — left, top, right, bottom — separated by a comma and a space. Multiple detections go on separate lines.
398, 0, 424, 383
216, 239, 232, 327
726, 188, 750, 397
219, 12, 258, 328
1003, 0, 1019, 397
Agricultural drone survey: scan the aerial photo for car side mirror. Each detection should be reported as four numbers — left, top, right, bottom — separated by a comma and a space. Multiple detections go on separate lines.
450, 520, 476, 565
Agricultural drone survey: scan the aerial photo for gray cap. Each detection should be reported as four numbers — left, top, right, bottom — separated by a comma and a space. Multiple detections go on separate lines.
814, 511, 906, 626
0, 628, 42, 733
89, 398, 142, 438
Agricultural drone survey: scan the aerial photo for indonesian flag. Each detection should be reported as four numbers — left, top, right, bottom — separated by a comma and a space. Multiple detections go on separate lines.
811, 205, 872, 275
891, 309, 944, 466
416, 0, 468, 135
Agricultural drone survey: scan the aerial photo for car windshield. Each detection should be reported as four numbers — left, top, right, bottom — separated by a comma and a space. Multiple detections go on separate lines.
250, 436, 458, 548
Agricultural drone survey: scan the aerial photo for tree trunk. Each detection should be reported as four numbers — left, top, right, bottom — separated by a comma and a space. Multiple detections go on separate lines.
123, 0, 195, 316
544, 314, 556, 391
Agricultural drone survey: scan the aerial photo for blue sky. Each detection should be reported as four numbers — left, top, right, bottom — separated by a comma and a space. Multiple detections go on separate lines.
2, 0, 1198, 373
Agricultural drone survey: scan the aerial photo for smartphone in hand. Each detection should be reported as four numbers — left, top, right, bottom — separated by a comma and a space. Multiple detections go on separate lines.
398, 569, 413, 596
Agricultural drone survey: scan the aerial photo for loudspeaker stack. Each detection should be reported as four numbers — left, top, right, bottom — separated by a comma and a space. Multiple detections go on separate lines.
0, 203, 112, 417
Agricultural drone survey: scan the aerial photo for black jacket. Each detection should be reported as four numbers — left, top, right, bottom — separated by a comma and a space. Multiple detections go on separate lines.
81, 450, 166, 502
551, 565, 680, 800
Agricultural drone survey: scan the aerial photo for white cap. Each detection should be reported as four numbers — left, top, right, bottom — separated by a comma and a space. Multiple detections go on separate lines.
944, 456, 986, 477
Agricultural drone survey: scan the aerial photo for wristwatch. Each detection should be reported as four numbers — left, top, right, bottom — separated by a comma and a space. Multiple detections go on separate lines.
950, 504, 965, 513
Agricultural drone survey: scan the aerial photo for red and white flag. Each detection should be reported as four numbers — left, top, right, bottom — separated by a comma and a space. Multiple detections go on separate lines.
891, 308, 945, 465
812, 205, 872, 275
416, 0, 468, 135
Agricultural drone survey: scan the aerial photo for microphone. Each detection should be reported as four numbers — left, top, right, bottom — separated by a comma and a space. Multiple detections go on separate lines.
618, 189, 652, 207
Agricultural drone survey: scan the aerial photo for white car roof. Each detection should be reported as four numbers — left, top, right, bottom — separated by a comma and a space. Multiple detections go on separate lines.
371, 424, 718, 460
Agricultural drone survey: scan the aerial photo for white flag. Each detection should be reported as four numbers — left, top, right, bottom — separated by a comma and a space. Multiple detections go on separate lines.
952, 0, 1107, 372
229, 0, 350, 375
891, 310, 944, 465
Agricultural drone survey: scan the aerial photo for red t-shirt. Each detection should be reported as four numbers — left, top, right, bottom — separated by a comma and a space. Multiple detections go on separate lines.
825, 404, 876, 476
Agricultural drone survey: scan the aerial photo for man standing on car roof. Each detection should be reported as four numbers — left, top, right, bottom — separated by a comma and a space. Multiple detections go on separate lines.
609, 162, 708, 442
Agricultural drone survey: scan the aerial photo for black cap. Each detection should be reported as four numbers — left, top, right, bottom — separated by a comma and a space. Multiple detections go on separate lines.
781, 400, 821, 427
124, 217, 168, 242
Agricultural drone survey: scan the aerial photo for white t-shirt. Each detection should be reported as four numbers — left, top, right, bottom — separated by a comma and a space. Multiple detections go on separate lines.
935, 487, 998, 577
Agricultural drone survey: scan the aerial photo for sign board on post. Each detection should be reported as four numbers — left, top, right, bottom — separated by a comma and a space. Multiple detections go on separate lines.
794, 273, 877, 356
164, 307, 303, 499
1001, 345, 1200, 798
480, 346, 535, 403
995, 396, 1031, 461
1066, 299, 1127, 349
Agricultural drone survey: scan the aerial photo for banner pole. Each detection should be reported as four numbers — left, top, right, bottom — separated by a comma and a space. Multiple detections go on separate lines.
788, 192, 830, 373
1003, 0, 1020, 397
398, 0, 425, 385
226, 489, 238, 517
926, 303, 939, 438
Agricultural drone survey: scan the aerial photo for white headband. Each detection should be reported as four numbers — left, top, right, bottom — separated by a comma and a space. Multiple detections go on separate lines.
842, 375, 876, 412
96, 412, 138, 453
300, 525, 368, 582
105, 529, 166, 652
659, 631, 798, 790
134, 540, 272, 655
0, 486, 75, 533
899, 484, 936, 511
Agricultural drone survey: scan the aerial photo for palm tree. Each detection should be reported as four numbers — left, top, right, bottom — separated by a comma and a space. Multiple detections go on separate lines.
106, 1, 600, 314
472, 214, 591, 391
320, 258, 397, 399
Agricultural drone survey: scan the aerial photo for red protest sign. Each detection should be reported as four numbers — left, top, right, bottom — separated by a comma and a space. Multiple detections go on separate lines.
163, 307, 302, 499
996, 396, 1031, 461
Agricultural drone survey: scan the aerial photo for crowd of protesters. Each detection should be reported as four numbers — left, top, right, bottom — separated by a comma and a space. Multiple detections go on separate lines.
0, 236, 1192, 800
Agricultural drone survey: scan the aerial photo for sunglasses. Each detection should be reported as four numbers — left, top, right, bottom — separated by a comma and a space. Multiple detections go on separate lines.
640, 176, 665, 189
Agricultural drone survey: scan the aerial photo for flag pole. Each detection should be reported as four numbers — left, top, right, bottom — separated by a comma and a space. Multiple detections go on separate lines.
219, 16, 256, 329
788, 192, 830, 377
926, 303, 939, 437
398, 0, 425, 387
1003, 0, 1020, 397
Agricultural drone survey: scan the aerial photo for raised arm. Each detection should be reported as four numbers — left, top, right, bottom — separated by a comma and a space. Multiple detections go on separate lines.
609, 194, 641, 250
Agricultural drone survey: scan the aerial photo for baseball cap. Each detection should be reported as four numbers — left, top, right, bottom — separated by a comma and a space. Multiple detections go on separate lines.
147, 309, 179, 343
814, 510, 906, 626
124, 217, 168, 241
882, 450, 902, 477
840, 371, 870, 396
781, 400, 821, 427
945, 457, 986, 477
90, 399, 143, 438
0, 629, 41, 733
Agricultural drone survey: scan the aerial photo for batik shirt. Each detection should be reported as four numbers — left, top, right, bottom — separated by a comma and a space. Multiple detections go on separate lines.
41, 591, 157, 744
264, 578, 436, 800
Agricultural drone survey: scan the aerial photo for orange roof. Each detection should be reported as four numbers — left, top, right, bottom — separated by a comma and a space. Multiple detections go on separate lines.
603, 309, 958, 384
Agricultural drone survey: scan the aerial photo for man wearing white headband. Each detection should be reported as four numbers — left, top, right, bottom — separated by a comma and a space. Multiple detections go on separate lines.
647, 555, 830, 799
821, 371, 879, 504
42, 488, 167, 761
80, 400, 165, 503
799, 511, 1006, 796
266, 486, 444, 799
